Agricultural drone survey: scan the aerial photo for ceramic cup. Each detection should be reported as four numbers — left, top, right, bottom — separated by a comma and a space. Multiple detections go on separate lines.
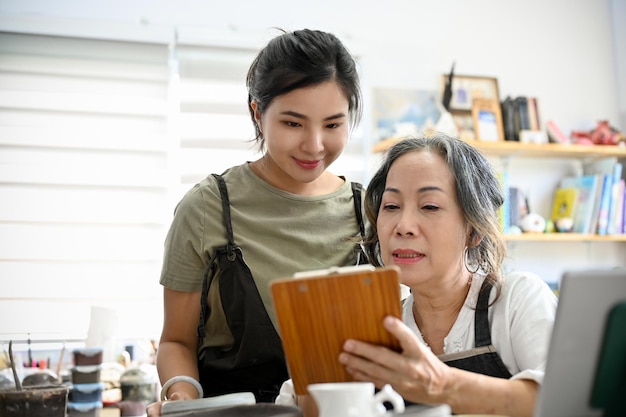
308, 382, 405, 417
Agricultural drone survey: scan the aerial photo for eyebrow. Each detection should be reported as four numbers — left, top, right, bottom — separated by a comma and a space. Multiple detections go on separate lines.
383, 185, 444, 194
280, 110, 347, 121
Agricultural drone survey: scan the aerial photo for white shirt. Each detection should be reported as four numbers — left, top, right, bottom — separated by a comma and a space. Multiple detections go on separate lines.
403, 271, 557, 384
275, 271, 558, 405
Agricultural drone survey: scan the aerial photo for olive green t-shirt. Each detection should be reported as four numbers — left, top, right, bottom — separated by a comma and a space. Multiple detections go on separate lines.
159, 163, 364, 351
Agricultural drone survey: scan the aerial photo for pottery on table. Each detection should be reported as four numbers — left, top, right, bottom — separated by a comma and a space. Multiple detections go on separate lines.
0, 385, 69, 417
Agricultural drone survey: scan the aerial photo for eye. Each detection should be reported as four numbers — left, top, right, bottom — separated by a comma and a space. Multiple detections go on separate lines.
382, 203, 400, 211
326, 122, 341, 129
285, 121, 301, 127
422, 204, 439, 211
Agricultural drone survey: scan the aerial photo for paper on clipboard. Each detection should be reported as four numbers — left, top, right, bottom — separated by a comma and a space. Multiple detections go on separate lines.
270, 265, 402, 395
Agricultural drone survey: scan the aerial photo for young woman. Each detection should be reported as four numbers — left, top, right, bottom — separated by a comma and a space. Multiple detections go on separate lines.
147, 29, 365, 416
338, 134, 558, 417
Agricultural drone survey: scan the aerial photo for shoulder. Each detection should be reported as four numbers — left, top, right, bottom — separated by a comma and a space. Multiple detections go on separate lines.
174, 164, 248, 210
174, 174, 219, 214
500, 271, 553, 297
493, 271, 558, 317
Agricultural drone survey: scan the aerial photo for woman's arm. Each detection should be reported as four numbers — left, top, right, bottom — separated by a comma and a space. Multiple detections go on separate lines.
147, 288, 202, 416
339, 316, 538, 417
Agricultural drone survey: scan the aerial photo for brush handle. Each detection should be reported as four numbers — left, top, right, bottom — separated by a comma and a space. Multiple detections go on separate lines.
8, 341, 22, 391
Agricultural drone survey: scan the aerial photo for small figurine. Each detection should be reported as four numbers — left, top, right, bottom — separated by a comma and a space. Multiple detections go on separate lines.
520, 213, 546, 234
442, 61, 455, 112
555, 217, 574, 233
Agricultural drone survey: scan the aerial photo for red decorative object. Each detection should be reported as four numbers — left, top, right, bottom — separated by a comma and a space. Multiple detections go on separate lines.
571, 120, 622, 146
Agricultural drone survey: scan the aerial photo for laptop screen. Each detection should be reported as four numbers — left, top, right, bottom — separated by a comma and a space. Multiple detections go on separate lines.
534, 269, 626, 417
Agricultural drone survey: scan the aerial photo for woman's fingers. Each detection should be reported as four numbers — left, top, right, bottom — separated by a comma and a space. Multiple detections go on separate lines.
339, 316, 422, 384
382, 315, 426, 355
146, 401, 162, 417
341, 316, 425, 362
339, 315, 452, 403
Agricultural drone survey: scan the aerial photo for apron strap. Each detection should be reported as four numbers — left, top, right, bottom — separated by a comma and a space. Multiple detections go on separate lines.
351, 181, 365, 240
475, 279, 494, 347
212, 173, 235, 248
198, 174, 234, 339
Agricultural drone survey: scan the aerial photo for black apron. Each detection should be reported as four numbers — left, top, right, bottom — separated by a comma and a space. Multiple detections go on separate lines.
402, 280, 511, 409
197, 174, 366, 402
439, 279, 512, 379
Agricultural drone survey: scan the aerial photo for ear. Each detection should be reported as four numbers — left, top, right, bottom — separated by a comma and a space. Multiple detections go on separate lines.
250, 100, 262, 127
467, 228, 482, 247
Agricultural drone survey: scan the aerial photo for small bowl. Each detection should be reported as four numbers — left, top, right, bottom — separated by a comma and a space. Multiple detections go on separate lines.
22, 370, 60, 387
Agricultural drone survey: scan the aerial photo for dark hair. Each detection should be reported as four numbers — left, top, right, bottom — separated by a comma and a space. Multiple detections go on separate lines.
246, 29, 362, 150
364, 134, 507, 293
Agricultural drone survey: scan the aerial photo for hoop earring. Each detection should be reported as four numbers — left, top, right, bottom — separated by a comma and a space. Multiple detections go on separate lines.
464, 246, 480, 274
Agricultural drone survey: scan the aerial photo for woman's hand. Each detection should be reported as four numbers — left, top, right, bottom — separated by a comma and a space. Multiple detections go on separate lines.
338, 315, 454, 405
146, 391, 197, 417
146, 399, 164, 417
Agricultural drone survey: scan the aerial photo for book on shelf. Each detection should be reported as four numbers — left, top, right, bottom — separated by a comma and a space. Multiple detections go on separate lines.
527, 97, 541, 131
583, 157, 619, 235
509, 187, 520, 228
501, 96, 517, 141
622, 188, 626, 234
508, 186, 529, 229
550, 187, 579, 223
560, 175, 601, 234
546, 120, 569, 144
610, 179, 625, 235
514, 96, 530, 133
501, 96, 541, 142
596, 174, 614, 235
588, 174, 606, 235
607, 162, 624, 235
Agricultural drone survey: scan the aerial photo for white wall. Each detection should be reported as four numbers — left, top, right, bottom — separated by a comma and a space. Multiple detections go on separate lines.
1, 0, 622, 132
0, 0, 624, 354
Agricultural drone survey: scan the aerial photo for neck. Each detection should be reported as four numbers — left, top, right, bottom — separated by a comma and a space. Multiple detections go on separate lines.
411, 271, 472, 315
410, 274, 472, 354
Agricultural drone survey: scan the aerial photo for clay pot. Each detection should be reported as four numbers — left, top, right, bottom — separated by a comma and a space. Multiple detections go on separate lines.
0, 385, 69, 417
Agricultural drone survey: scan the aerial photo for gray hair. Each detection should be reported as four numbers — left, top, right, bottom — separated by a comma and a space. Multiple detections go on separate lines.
364, 134, 506, 294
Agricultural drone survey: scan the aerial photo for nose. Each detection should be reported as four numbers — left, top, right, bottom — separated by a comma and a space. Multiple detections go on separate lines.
394, 210, 418, 237
301, 127, 324, 154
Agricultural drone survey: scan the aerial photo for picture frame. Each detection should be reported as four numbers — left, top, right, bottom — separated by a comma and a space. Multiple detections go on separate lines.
471, 98, 505, 142
441, 74, 501, 113
441, 74, 502, 140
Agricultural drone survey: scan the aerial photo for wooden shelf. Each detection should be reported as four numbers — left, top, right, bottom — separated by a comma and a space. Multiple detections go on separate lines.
505, 233, 626, 242
373, 137, 626, 159
372, 138, 626, 244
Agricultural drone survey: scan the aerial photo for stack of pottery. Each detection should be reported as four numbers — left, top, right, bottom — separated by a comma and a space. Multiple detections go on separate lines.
118, 365, 158, 417
67, 348, 105, 417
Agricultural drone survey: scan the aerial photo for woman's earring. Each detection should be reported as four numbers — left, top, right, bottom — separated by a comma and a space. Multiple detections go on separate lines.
464, 246, 480, 274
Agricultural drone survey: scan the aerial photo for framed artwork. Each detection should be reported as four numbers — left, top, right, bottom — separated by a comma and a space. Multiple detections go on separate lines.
472, 98, 505, 142
440, 74, 501, 139
441, 74, 501, 112
372, 87, 441, 141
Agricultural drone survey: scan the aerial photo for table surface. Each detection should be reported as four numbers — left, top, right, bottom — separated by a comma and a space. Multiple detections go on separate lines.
98, 405, 507, 417
101, 407, 121, 417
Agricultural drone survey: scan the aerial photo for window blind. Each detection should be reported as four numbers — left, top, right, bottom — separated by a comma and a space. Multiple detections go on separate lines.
0, 28, 372, 355
0, 32, 171, 344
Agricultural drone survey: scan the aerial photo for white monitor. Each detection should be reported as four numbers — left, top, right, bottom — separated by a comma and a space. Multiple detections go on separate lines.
535, 268, 626, 417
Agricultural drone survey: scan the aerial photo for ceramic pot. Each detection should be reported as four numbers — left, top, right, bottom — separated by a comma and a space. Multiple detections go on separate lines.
0, 385, 69, 417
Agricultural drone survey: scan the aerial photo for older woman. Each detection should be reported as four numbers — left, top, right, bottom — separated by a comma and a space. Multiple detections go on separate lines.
339, 135, 557, 417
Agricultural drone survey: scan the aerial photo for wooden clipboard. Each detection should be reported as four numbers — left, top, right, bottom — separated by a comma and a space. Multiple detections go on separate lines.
270, 265, 402, 395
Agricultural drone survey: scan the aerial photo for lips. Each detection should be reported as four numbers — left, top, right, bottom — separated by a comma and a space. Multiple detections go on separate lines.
392, 249, 424, 264
294, 158, 322, 170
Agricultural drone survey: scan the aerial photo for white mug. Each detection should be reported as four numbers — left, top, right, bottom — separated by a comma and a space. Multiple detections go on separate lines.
308, 382, 405, 417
